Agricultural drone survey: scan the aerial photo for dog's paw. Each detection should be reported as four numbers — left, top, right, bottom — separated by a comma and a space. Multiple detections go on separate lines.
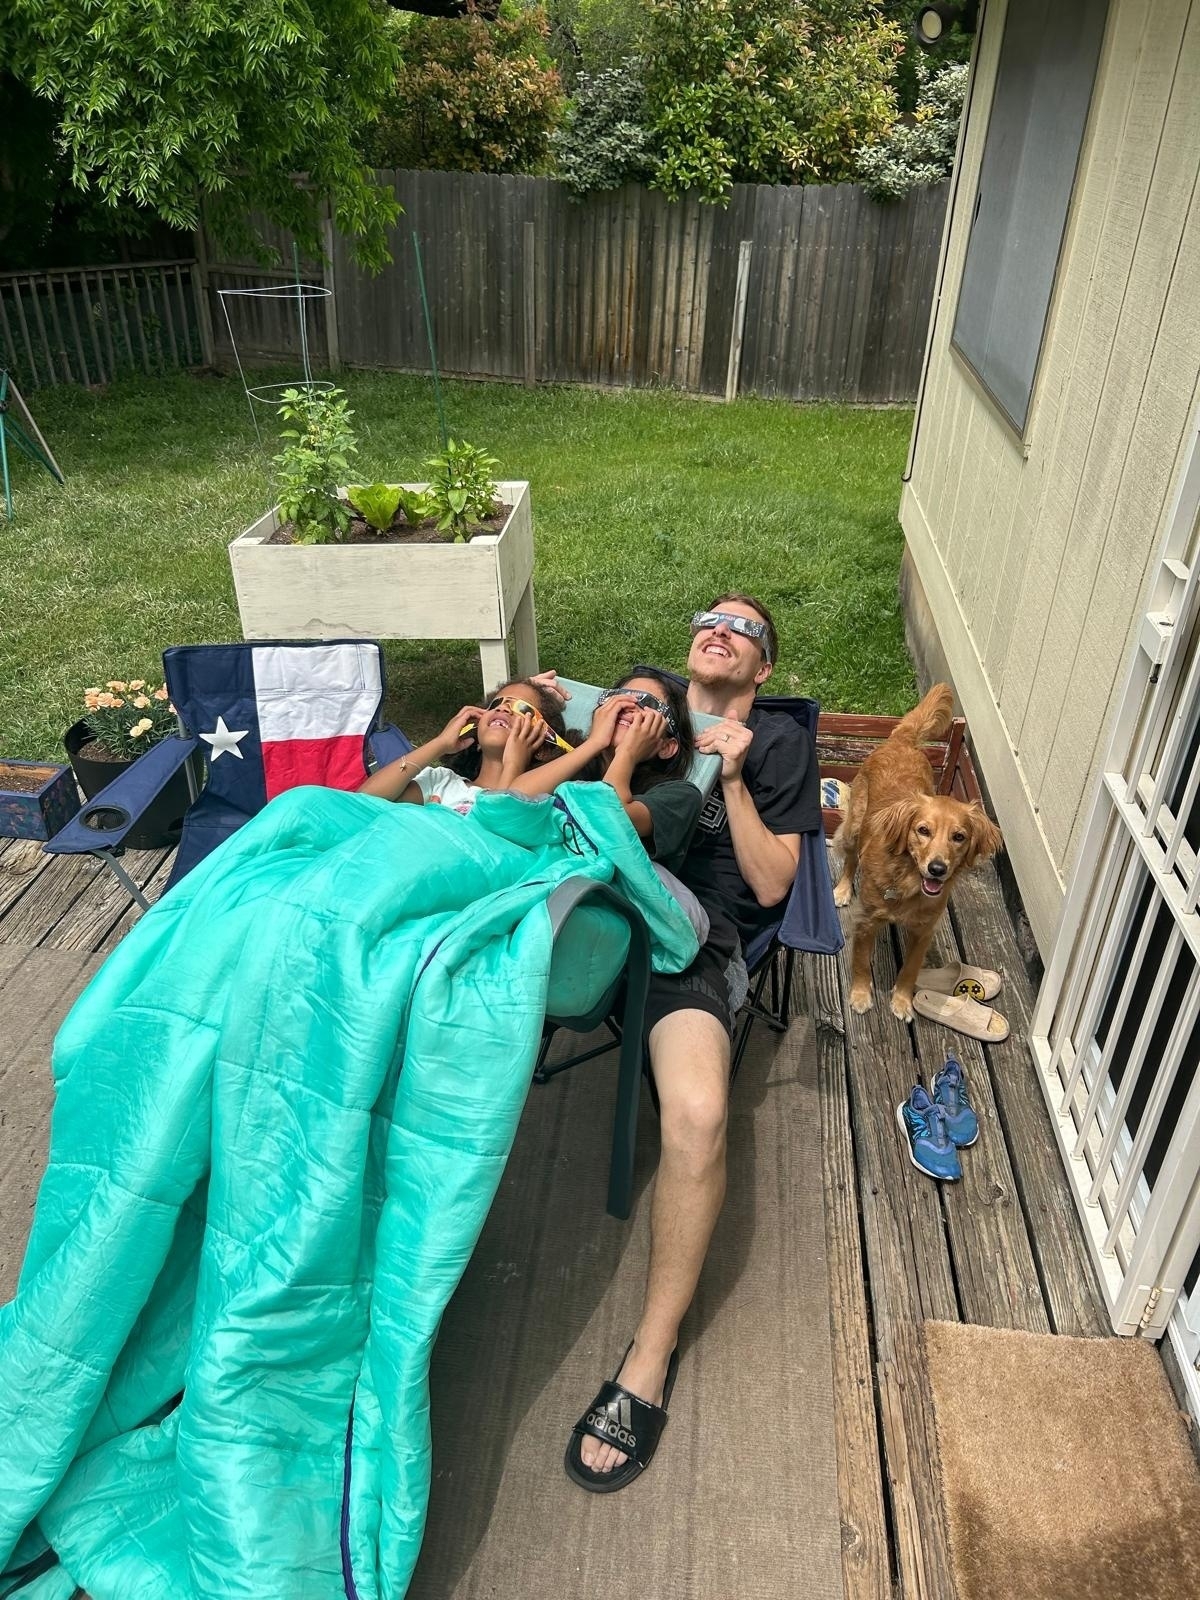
833, 881, 853, 908
849, 985, 874, 1014
890, 992, 915, 1023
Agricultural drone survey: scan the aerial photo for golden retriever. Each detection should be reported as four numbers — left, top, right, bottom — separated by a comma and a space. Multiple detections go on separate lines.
832, 684, 1002, 1020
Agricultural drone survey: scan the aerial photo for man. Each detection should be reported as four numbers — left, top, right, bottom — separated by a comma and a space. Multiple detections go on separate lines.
563, 593, 821, 1492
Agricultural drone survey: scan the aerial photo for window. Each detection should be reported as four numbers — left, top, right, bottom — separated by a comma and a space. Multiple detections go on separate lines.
951, 0, 1109, 433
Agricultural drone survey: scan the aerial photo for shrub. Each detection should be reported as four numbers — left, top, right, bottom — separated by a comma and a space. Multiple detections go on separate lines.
554, 60, 656, 197
371, 8, 565, 174
646, 0, 902, 204
855, 61, 967, 200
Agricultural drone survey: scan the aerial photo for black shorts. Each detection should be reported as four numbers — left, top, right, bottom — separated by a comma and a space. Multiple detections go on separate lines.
643, 941, 744, 1041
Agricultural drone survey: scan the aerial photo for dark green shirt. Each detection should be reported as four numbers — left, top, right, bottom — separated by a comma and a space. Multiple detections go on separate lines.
639, 780, 704, 875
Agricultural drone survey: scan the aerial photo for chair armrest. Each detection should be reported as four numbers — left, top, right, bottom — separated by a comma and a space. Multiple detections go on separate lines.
367, 722, 413, 771
44, 736, 200, 857
546, 876, 649, 945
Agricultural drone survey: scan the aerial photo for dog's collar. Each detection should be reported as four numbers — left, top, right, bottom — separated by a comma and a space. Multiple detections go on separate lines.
883, 887, 902, 901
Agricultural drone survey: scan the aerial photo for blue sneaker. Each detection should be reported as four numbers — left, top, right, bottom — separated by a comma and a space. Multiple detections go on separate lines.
932, 1057, 979, 1148
896, 1086, 961, 1181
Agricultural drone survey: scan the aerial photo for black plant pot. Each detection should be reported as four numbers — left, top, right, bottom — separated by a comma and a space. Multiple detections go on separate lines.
63, 720, 190, 851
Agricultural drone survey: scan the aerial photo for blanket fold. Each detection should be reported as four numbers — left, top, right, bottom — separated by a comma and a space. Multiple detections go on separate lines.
0, 783, 697, 1600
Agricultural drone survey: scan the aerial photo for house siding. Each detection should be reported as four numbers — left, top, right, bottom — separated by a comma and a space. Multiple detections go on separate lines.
901, 0, 1200, 952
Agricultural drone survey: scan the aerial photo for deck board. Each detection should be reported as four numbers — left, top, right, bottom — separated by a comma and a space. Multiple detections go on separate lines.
0, 841, 1113, 1600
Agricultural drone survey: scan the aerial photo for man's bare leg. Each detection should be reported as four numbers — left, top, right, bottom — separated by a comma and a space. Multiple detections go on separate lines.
579, 1007, 730, 1475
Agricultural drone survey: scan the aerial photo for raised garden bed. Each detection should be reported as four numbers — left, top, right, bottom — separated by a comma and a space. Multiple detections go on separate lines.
817, 712, 980, 838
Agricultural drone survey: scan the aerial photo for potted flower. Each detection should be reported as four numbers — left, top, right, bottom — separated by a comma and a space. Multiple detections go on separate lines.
227, 388, 538, 689
64, 679, 190, 850
0, 760, 80, 841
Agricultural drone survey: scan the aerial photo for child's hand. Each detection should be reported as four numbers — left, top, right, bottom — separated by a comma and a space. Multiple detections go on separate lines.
435, 706, 486, 758
621, 708, 668, 764
502, 708, 545, 773
588, 694, 634, 750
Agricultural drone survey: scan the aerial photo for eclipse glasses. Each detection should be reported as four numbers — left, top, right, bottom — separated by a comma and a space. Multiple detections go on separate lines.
459, 695, 575, 754
595, 686, 679, 739
690, 610, 772, 663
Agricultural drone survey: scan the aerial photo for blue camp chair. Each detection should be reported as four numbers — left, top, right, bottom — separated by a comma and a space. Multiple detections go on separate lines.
535, 676, 843, 1215
45, 641, 412, 909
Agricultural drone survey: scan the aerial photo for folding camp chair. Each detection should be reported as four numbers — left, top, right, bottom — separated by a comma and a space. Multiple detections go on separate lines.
44, 640, 412, 908
536, 678, 843, 1219
730, 693, 844, 1076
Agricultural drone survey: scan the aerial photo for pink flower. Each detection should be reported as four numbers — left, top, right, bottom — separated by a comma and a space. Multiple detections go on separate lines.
132, 694, 151, 709
106, 680, 128, 693
129, 718, 154, 739
152, 686, 169, 701
128, 679, 147, 691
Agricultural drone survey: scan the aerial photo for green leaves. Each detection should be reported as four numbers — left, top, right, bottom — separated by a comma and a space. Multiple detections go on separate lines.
347, 482, 403, 534
8, 0, 403, 269
423, 439, 500, 543
273, 386, 360, 544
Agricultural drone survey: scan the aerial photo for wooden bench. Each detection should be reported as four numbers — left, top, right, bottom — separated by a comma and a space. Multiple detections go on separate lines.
817, 713, 981, 838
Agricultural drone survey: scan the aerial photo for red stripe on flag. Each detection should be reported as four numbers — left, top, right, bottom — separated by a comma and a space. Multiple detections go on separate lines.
262, 735, 368, 801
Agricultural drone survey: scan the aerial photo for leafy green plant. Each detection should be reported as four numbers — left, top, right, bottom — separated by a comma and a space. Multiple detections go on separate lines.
395, 487, 433, 525
347, 482, 404, 533
424, 440, 500, 541
273, 387, 359, 545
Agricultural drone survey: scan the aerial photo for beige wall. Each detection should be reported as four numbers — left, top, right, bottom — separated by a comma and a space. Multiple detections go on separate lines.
901, 0, 1200, 953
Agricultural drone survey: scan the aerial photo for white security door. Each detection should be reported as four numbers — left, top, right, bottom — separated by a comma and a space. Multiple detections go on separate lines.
1031, 407, 1200, 1373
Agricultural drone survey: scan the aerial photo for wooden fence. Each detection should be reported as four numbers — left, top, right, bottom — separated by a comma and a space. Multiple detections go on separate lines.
206, 173, 948, 404
0, 260, 210, 389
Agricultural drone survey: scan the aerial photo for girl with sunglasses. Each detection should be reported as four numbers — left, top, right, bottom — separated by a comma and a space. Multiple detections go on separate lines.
514, 668, 704, 889
359, 678, 578, 814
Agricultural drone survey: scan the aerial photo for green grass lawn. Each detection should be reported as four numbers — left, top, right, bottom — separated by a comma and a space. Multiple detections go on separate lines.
2, 371, 916, 759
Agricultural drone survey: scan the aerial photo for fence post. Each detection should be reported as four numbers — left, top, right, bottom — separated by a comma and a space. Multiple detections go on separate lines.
523, 219, 536, 389
192, 226, 216, 368
322, 204, 341, 370
725, 239, 753, 403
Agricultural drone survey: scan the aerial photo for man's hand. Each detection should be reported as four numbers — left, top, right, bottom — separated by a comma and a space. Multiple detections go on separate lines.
529, 669, 570, 710
696, 717, 753, 781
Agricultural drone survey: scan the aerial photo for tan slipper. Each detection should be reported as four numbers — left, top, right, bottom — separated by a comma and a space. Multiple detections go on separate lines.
915, 960, 1002, 1003
912, 988, 1010, 1042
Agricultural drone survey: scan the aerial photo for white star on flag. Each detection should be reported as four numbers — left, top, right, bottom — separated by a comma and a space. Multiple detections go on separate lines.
200, 715, 249, 762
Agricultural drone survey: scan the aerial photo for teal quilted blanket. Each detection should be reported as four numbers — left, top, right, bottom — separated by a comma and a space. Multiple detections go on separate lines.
0, 783, 697, 1600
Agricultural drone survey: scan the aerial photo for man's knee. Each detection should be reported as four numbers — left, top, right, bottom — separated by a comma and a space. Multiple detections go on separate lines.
649, 1009, 730, 1157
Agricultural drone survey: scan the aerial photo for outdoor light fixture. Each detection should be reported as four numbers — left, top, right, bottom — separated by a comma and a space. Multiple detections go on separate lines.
914, 0, 978, 48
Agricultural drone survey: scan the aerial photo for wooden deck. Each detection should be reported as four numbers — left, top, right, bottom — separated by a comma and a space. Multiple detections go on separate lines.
0, 834, 1110, 1599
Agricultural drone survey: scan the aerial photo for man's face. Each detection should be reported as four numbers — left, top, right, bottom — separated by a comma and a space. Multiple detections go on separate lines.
687, 601, 773, 692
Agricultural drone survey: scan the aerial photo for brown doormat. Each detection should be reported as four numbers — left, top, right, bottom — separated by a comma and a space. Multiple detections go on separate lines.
408, 1016, 844, 1600
924, 1320, 1200, 1600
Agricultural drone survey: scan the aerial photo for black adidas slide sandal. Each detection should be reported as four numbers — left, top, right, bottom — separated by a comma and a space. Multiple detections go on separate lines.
563, 1345, 680, 1494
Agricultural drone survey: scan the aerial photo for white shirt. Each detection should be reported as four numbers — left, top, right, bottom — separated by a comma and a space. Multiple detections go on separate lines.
415, 765, 480, 815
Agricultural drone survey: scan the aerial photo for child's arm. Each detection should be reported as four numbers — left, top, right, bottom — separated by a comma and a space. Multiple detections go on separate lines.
600, 709, 669, 839
507, 697, 631, 797
358, 705, 484, 802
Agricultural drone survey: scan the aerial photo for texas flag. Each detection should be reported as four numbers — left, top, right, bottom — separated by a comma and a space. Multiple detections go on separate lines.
163, 641, 385, 811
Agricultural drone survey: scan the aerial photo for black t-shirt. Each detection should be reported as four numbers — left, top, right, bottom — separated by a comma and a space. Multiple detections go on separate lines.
638, 780, 704, 875
682, 708, 821, 955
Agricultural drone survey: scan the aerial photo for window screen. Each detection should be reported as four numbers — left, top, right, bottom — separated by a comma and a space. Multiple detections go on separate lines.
951, 0, 1109, 432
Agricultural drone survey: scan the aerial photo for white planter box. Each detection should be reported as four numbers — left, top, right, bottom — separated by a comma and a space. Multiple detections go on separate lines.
228, 480, 537, 689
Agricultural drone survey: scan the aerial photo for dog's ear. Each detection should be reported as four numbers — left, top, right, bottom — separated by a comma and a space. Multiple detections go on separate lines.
873, 800, 918, 854
965, 805, 1003, 867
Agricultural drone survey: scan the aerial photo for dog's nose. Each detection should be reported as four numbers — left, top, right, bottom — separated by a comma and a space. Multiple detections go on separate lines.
927, 859, 949, 879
